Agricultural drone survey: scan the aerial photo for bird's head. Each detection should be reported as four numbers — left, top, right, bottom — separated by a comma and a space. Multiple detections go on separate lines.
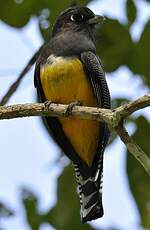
52, 6, 104, 41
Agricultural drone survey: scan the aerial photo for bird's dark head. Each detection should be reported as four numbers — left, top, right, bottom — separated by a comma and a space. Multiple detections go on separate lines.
52, 6, 104, 42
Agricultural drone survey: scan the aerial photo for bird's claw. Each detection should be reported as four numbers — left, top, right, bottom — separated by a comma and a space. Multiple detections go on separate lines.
65, 101, 82, 117
44, 100, 53, 110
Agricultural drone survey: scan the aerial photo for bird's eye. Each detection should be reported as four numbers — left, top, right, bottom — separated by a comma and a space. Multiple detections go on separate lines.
70, 13, 84, 23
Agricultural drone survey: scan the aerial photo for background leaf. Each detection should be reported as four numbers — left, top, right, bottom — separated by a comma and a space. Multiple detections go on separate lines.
0, 0, 36, 28
97, 18, 132, 72
127, 20, 150, 87
126, 0, 137, 26
21, 187, 42, 230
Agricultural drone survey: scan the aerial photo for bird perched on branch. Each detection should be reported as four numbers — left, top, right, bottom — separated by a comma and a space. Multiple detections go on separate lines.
34, 6, 111, 223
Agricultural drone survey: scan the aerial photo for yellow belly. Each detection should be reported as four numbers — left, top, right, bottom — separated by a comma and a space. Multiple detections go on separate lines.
40, 57, 100, 166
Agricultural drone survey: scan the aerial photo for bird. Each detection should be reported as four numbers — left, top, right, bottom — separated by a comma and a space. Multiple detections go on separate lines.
34, 6, 111, 223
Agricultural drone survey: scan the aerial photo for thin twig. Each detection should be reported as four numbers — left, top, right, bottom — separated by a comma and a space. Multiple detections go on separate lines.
0, 45, 44, 106
115, 124, 150, 176
114, 94, 150, 120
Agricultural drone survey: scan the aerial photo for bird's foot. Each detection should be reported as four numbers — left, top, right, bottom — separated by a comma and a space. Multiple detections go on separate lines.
65, 101, 82, 117
44, 100, 53, 110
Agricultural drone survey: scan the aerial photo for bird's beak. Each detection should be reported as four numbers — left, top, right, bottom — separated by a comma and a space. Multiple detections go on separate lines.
88, 15, 105, 24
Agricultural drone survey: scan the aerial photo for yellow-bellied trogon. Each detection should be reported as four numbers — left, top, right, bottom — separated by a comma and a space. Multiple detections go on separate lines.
34, 6, 111, 223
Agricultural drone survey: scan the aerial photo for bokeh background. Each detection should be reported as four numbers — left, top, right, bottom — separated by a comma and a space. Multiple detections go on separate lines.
0, 0, 150, 229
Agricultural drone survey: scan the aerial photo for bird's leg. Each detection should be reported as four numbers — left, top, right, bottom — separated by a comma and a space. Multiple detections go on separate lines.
65, 100, 82, 117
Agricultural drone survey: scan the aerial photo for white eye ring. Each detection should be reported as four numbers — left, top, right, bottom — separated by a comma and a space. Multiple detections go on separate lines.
70, 14, 84, 22
70, 14, 75, 21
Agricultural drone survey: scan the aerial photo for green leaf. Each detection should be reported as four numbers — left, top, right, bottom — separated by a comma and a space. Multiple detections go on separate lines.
0, 0, 35, 28
96, 18, 132, 72
44, 164, 96, 230
126, 0, 137, 26
21, 187, 43, 230
127, 20, 150, 86
0, 202, 14, 218
127, 116, 150, 229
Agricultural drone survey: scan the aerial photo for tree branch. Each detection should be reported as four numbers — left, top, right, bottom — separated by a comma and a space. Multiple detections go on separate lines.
115, 124, 150, 176
0, 102, 112, 122
0, 45, 44, 106
0, 94, 149, 175
114, 94, 150, 121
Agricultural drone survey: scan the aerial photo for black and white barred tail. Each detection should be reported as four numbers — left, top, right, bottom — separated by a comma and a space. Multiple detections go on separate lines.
73, 154, 104, 223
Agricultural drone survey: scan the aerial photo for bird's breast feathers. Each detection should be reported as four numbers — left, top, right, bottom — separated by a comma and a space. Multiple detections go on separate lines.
40, 55, 100, 166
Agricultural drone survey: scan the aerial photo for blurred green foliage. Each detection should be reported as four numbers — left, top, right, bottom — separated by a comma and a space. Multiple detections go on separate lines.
126, 0, 137, 27
0, 0, 150, 229
127, 116, 150, 229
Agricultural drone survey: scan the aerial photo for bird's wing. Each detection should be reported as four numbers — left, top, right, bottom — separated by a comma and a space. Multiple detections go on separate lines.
81, 51, 110, 109
80, 51, 111, 175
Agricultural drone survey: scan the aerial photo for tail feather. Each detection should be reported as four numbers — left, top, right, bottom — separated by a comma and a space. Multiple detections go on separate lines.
73, 156, 104, 223
73, 126, 109, 223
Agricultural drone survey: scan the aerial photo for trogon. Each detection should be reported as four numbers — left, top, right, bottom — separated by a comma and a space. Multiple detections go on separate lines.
34, 6, 111, 223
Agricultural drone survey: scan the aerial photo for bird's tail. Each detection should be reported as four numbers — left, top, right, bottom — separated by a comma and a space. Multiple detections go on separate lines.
73, 159, 104, 223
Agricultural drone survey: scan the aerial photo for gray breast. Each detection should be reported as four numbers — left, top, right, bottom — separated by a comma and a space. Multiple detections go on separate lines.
49, 32, 96, 57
